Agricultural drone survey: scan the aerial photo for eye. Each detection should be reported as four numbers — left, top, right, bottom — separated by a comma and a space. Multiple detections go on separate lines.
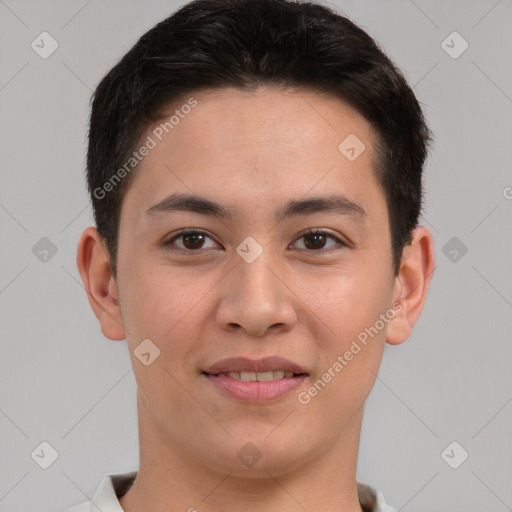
163, 229, 219, 252
291, 229, 347, 252
163, 228, 347, 254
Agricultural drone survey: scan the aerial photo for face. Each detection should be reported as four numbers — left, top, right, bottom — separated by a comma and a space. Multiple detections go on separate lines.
113, 86, 400, 476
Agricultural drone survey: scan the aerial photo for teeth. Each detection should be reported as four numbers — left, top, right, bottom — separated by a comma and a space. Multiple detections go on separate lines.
256, 370, 281, 381
219, 370, 295, 381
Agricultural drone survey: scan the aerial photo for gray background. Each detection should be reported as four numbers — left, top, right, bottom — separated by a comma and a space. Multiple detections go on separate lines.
1, 1, 511, 511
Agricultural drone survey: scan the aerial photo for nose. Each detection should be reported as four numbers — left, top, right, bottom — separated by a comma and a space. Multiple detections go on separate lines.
215, 248, 298, 337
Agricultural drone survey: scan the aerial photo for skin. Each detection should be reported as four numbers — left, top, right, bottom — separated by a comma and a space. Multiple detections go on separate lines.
77, 86, 435, 512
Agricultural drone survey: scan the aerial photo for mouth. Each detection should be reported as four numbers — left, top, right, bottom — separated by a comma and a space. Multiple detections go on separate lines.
204, 370, 304, 381
202, 357, 309, 402
203, 356, 308, 375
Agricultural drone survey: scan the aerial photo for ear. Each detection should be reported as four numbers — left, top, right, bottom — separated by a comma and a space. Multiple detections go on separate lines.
76, 226, 126, 341
386, 226, 435, 345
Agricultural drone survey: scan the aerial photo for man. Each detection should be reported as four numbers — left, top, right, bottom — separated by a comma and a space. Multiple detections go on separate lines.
71, 0, 435, 510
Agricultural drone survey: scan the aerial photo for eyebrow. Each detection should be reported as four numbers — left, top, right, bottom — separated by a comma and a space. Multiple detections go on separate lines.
145, 192, 367, 222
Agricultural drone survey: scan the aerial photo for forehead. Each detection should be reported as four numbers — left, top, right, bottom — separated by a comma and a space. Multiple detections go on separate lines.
121, 86, 385, 224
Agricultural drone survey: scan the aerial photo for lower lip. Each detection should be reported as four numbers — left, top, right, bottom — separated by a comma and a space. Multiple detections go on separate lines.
203, 373, 308, 402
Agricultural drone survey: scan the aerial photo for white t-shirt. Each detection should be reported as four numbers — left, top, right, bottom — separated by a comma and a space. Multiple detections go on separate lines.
65, 471, 397, 512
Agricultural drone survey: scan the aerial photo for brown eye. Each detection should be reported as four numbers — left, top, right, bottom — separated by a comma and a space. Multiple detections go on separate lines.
164, 229, 218, 252
303, 232, 328, 250
293, 230, 346, 252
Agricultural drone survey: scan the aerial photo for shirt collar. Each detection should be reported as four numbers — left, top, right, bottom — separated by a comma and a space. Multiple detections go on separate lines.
87, 472, 396, 512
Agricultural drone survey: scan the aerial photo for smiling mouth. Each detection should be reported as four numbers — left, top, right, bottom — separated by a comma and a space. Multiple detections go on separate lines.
203, 370, 306, 381
202, 370, 309, 402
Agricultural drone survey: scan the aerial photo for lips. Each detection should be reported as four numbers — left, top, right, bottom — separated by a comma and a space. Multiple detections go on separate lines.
203, 356, 308, 375
202, 357, 309, 402
217, 370, 294, 381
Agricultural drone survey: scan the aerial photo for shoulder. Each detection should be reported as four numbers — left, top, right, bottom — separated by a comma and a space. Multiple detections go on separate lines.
357, 481, 397, 512
63, 471, 136, 512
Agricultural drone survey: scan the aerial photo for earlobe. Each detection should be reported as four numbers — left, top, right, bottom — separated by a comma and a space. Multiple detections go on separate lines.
386, 226, 435, 346
76, 226, 126, 341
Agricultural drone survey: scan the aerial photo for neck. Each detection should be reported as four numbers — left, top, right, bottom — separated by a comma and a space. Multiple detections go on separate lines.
119, 398, 365, 512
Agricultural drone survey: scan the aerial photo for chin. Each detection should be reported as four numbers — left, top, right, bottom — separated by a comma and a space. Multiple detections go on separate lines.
199, 434, 312, 477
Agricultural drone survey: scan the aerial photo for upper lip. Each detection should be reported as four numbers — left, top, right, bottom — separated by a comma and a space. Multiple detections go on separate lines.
204, 356, 308, 375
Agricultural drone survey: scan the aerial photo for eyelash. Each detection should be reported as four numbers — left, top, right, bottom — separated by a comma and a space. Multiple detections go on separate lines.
163, 228, 347, 254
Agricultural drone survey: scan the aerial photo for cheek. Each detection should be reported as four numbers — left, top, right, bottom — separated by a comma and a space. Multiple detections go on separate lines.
294, 264, 392, 350
121, 269, 199, 402
319, 276, 392, 399
120, 264, 216, 360
299, 277, 389, 417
